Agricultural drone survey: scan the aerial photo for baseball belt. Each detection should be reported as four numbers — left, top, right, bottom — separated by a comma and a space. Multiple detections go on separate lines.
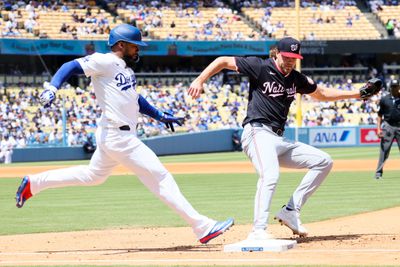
119, 125, 131, 131
250, 121, 284, 136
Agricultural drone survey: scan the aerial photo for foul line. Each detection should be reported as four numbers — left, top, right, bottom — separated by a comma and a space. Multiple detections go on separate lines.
0, 258, 284, 264
300, 249, 400, 252
1, 249, 399, 265
1, 248, 400, 256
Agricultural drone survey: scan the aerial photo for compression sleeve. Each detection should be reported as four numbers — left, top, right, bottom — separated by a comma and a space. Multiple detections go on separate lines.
50, 60, 84, 89
138, 95, 163, 120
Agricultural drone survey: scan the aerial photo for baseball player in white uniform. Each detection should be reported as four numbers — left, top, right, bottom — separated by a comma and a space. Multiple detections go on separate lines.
0, 135, 14, 164
15, 24, 233, 244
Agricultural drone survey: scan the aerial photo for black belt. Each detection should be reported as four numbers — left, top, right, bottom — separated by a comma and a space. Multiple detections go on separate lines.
119, 125, 131, 131
249, 121, 284, 136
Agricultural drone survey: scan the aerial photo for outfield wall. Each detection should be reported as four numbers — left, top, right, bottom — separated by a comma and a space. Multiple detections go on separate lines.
10, 126, 381, 162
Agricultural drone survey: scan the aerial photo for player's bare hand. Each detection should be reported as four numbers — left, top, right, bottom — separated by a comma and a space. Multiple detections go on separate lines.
188, 79, 204, 99
377, 128, 383, 138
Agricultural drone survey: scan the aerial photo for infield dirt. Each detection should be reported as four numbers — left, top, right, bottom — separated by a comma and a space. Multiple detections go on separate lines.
0, 159, 399, 266
1, 158, 400, 178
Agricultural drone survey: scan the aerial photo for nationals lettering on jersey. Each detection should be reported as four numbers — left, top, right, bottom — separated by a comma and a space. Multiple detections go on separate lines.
262, 81, 297, 97
235, 57, 317, 129
76, 52, 140, 129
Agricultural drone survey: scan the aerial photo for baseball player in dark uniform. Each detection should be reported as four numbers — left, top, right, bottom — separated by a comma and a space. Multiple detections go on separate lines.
189, 37, 370, 240
375, 79, 400, 179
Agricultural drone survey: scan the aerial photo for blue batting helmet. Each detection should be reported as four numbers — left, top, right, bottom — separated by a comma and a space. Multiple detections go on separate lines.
108, 24, 148, 47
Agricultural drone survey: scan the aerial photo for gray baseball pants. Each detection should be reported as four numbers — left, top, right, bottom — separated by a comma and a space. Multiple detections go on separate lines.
241, 123, 333, 231
375, 122, 400, 177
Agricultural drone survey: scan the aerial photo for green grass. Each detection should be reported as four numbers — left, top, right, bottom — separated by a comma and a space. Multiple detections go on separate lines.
1, 146, 397, 167
2, 169, 399, 235
2, 148, 397, 267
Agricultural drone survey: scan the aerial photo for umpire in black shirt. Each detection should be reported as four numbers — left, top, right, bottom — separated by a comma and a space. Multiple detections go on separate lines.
375, 79, 400, 179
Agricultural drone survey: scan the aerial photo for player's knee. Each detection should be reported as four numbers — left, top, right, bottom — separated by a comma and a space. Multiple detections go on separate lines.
311, 152, 333, 171
320, 154, 333, 170
85, 168, 109, 186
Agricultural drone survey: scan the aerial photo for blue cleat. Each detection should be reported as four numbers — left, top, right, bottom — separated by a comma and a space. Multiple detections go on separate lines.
199, 218, 234, 244
16, 176, 32, 208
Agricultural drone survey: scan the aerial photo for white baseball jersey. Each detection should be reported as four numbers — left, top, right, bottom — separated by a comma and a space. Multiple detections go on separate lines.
1, 138, 14, 152
0, 138, 14, 164
26, 52, 218, 241
76, 52, 140, 130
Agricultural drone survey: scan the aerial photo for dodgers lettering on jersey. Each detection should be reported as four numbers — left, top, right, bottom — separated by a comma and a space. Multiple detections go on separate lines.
235, 57, 317, 129
115, 73, 137, 91
76, 52, 140, 129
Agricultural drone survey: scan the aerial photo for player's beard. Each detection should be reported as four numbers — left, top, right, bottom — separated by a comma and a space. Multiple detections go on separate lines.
123, 54, 140, 69
280, 63, 292, 75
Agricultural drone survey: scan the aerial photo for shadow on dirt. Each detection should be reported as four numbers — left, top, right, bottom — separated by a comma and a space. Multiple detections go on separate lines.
37, 244, 221, 255
295, 233, 363, 243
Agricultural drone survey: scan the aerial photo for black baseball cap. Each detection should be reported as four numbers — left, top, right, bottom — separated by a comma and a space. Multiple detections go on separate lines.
277, 37, 303, 59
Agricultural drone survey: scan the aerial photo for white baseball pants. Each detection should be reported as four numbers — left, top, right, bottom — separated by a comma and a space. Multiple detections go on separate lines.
241, 123, 333, 231
28, 127, 215, 239
0, 150, 12, 164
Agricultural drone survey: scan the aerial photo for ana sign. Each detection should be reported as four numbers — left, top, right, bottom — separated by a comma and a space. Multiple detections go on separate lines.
309, 128, 356, 146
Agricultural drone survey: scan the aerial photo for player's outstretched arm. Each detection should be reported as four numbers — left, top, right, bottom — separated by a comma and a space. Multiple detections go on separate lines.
309, 78, 382, 102
309, 85, 361, 102
40, 60, 84, 107
138, 95, 184, 132
189, 56, 237, 99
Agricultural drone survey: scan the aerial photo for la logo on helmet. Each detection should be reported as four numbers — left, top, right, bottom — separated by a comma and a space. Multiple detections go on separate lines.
291, 44, 298, 51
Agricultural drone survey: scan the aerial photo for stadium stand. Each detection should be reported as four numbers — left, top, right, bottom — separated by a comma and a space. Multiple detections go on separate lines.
0, 0, 398, 149
373, 5, 400, 38
0, 77, 385, 147
117, 5, 259, 41
242, 6, 381, 40
0, 2, 122, 39
0, 0, 388, 40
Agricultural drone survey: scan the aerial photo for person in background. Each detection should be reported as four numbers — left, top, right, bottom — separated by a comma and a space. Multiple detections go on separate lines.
0, 135, 15, 164
375, 79, 400, 179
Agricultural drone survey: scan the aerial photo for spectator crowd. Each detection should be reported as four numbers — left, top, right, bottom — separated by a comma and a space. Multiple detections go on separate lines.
0, 76, 386, 152
2, 0, 396, 40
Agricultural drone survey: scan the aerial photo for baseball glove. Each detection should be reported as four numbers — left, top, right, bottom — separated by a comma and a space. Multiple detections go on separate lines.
359, 78, 383, 99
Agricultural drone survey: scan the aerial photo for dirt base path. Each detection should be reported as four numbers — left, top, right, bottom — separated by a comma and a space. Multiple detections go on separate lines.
1, 159, 400, 178
0, 207, 399, 266
1, 159, 399, 265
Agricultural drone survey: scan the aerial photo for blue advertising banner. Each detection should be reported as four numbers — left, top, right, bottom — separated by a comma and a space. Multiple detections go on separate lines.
0, 38, 110, 55
1, 39, 398, 56
175, 41, 270, 56
0, 39, 273, 56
